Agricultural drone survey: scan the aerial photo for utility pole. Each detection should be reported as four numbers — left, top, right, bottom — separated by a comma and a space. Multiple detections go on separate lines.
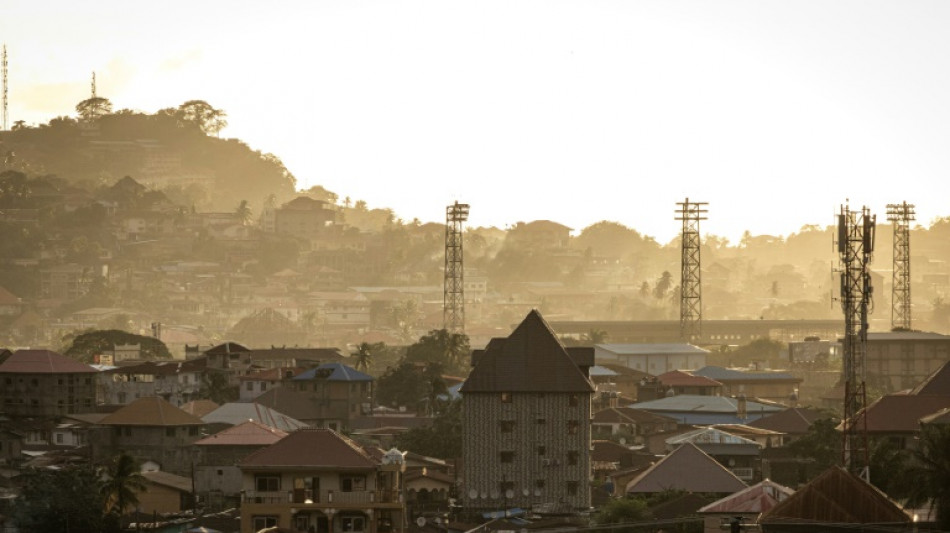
886, 202, 915, 330
837, 203, 875, 481
676, 198, 707, 342
444, 201, 469, 334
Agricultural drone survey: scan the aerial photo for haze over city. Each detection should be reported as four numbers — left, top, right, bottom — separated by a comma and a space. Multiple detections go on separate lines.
5, 0, 950, 242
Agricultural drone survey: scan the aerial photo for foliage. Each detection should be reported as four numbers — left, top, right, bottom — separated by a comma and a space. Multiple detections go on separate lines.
404, 329, 470, 375
376, 360, 446, 413
786, 417, 841, 473
593, 496, 651, 524
176, 100, 228, 135
101, 453, 148, 517
200, 370, 239, 404
13, 463, 113, 533
352, 342, 384, 372
900, 423, 950, 529
709, 337, 787, 367
62, 329, 172, 362
393, 399, 462, 459
76, 96, 113, 121
868, 437, 910, 499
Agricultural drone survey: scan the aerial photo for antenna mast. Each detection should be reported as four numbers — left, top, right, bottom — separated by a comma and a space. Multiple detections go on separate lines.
676, 198, 707, 342
2, 44, 8, 131
837, 203, 875, 481
886, 202, 915, 331
444, 201, 470, 334
91, 71, 96, 99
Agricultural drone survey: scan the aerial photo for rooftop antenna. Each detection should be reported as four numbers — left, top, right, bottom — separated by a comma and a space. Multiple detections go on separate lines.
444, 201, 470, 334
837, 202, 875, 481
2, 44, 8, 131
91, 71, 96, 99
886, 202, 915, 330
676, 198, 707, 342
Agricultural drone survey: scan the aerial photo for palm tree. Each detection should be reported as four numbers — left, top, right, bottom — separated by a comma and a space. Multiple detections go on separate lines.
352, 342, 374, 372
901, 423, 950, 529
235, 200, 252, 226
101, 453, 147, 519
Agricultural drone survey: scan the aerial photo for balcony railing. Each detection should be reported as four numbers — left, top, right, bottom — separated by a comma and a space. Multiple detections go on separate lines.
731, 467, 754, 480
243, 489, 403, 505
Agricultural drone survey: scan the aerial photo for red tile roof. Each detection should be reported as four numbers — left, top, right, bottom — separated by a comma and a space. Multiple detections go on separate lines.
460, 310, 594, 394
239, 428, 377, 470
194, 420, 288, 446
0, 286, 20, 305
0, 349, 97, 374
99, 396, 205, 426
625, 442, 747, 494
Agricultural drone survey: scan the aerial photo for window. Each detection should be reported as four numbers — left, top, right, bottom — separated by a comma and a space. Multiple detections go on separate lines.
499, 420, 515, 433
166, 427, 176, 437
498, 481, 514, 493
569, 394, 579, 406
255, 475, 280, 492
246, 382, 254, 391
189, 426, 199, 436
341, 516, 365, 532
217, 469, 224, 476
567, 451, 579, 465
567, 420, 579, 435
261, 382, 268, 391
537, 445, 546, 456
566, 481, 578, 495
536, 417, 546, 425
500, 451, 515, 463
56, 434, 64, 444
340, 475, 366, 492
253, 516, 278, 530
500, 392, 512, 403
535, 479, 545, 489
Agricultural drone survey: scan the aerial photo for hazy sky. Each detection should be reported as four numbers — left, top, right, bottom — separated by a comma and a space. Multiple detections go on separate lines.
4, 1, 949, 243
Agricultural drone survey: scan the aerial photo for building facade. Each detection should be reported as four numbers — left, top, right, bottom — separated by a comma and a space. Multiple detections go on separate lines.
460, 310, 594, 515
0, 349, 97, 417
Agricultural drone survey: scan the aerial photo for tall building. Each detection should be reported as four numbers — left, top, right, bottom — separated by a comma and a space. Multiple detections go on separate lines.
0, 349, 97, 416
460, 310, 594, 514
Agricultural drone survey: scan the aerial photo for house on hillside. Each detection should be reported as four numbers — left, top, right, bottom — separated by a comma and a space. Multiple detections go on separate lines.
237, 428, 406, 533
287, 362, 374, 431
460, 310, 595, 515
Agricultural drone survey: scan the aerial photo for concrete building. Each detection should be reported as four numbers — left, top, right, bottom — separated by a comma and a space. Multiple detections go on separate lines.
460, 310, 595, 515
863, 331, 950, 392
595, 343, 709, 375
0, 349, 97, 417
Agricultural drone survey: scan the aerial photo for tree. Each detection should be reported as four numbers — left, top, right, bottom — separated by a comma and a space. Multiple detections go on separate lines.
76, 96, 113, 120
352, 342, 383, 372
101, 453, 147, 518
62, 329, 173, 362
583, 328, 608, 345
404, 329, 470, 374
593, 496, 651, 524
376, 360, 445, 413
394, 398, 461, 459
786, 417, 841, 474
13, 463, 109, 533
653, 271, 673, 300
200, 370, 238, 404
177, 100, 227, 135
900, 423, 950, 529
235, 199, 252, 225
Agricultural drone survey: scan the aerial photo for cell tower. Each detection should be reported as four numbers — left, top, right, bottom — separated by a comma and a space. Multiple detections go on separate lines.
2, 44, 8, 131
676, 198, 707, 342
444, 201, 470, 333
887, 202, 915, 330
91, 71, 96, 99
837, 203, 875, 481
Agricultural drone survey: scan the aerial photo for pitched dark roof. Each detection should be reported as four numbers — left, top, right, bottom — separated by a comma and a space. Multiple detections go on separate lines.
698, 479, 794, 514
204, 342, 251, 355
99, 396, 204, 426
909, 360, 950, 396
747, 408, 827, 434
239, 428, 377, 469
658, 370, 722, 387
759, 466, 910, 525
293, 362, 372, 382
694, 366, 801, 383
855, 395, 950, 433
194, 420, 289, 446
459, 310, 594, 394
625, 442, 748, 494
0, 349, 97, 374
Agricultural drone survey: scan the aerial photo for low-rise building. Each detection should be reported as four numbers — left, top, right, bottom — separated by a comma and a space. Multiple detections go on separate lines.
237, 428, 406, 533
595, 343, 709, 375
0, 349, 98, 417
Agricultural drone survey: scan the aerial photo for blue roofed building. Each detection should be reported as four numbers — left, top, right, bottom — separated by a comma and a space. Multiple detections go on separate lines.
629, 394, 783, 425
254, 362, 373, 431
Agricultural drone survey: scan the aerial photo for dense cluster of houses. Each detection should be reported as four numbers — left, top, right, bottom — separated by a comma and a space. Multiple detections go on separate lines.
1, 310, 949, 532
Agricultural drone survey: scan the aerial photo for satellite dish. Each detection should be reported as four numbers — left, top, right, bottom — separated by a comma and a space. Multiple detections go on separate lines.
480, 491, 488, 499
435, 518, 442, 525
619, 437, 627, 445
505, 489, 514, 499
522, 488, 529, 496
534, 488, 541, 496
417, 517, 426, 527
490, 490, 500, 499
469, 489, 478, 500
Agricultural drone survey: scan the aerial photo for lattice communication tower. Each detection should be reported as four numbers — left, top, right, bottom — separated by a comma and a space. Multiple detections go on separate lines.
837, 203, 875, 481
676, 199, 707, 342
444, 202, 470, 333
2, 45, 8, 131
886, 202, 915, 331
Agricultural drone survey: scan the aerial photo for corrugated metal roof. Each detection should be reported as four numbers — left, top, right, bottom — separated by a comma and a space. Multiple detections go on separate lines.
0, 349, 97, 374
460, 310, 594, 394
597, 343, 710, 355
293, 362, 372, 382
202, 403, 308, 432
694, 366, 800, 382
699, 479, 794, 514
866, 331, 950, 341
626, 442, 748, 494
99, 396, 204, 426
630, 394, 783, 414
194, 420, 288, 446
658, 370, 722, 387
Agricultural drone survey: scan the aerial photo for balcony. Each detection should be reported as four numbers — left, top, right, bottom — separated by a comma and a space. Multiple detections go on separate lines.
243, 489, 403, 506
